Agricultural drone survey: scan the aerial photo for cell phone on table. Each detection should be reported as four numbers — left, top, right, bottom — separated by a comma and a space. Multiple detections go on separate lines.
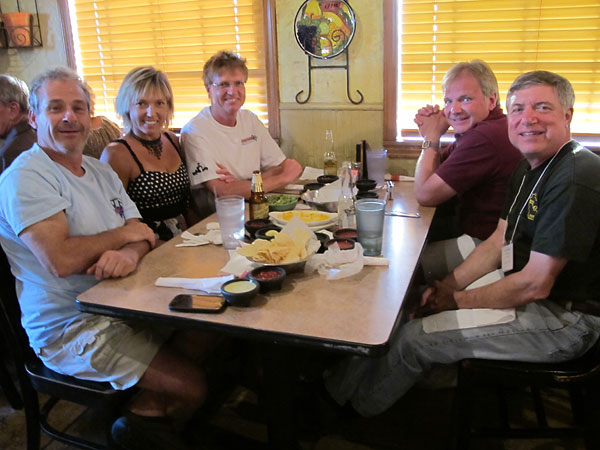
168, 294, 226, 313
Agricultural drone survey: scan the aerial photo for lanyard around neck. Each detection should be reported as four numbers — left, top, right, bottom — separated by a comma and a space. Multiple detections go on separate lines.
504, 145, 566, 245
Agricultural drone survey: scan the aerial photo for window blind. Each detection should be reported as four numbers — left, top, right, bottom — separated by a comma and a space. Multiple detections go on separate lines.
69, 0, 268, 129
398, 0, 600, 136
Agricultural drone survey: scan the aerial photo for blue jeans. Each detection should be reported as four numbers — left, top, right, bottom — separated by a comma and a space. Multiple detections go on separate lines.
325, 299, 600, 417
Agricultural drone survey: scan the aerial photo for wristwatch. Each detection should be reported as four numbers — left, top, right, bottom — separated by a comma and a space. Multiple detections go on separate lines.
422, 139, 440, 151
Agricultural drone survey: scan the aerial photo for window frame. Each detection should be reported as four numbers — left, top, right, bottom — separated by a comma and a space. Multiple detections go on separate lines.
56, 0, 281, 142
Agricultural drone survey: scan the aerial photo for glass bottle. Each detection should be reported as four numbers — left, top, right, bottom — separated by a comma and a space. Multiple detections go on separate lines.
249, 170, 269, 220
337, 161, 356, 228
323, 129, 337, 176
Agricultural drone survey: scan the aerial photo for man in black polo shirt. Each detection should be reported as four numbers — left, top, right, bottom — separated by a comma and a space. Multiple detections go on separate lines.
325, 70, 600, 417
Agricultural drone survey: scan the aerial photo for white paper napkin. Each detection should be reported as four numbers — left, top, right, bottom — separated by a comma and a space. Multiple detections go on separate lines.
422, 308, 516, 333
300, 166, 324, 180
221, 250, 258, 277
421, 268, 515, 333
284, 184, 306, 191
154, 274, 234, 294
305, 242, 362, 280
175, 225, 222, 247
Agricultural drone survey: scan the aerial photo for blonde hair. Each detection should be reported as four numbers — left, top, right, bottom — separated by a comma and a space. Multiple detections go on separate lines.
202, 51, 248, 88
115, 66, 174, 129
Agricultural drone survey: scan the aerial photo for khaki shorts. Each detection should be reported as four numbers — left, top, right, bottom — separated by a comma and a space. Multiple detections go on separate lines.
37, 315, 171, 390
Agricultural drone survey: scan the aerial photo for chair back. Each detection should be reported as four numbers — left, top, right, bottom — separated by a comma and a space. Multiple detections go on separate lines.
0, 247, 31, 373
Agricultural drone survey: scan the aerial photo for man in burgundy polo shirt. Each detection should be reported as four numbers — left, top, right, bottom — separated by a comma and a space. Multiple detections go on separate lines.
414, 60, 522, 244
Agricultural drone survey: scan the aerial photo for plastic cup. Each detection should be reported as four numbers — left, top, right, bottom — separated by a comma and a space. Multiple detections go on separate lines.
366, 149, 388, 187
215, 195, 245, 249
355, 199, 386, 256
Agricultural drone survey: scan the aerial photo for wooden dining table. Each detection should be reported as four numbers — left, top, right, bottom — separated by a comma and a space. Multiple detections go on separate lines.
76, 181, 434, 448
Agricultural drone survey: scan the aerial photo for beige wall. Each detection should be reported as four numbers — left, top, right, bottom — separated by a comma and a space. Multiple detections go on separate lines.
276, 0, 384, 170
0, 1, 67, 84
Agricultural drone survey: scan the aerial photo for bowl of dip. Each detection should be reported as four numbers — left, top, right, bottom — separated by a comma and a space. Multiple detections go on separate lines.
249, 266, 286, 293
220, 279, 259, 307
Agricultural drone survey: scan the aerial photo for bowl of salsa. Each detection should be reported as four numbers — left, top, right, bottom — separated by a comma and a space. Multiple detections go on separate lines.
326, 238, 356, 251
333, 228, 358, 241
249, 266, 286, 293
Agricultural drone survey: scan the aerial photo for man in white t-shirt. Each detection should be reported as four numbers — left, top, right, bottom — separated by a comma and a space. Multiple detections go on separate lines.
181, 50, 302, 217
0, 67, 211, 449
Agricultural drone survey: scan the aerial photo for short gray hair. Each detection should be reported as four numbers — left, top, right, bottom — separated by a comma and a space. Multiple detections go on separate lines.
115, 66, 174, 129
442, 60, 499, 107
0, 74, 30, 114
506, 70, 575, 112
29, 67, 91, 114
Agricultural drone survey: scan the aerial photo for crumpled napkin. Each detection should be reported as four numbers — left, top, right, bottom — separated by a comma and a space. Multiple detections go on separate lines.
221, 250, 258, 277
175, 223, 222, 247
300, 166, 324, 180
154, 274, 234, 294
304, 242, 390, 280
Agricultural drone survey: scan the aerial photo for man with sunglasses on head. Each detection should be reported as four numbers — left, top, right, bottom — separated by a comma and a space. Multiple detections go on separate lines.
181, 51, 302, 218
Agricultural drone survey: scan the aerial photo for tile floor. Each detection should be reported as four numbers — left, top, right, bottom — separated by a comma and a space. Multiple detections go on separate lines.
0, 376, 587, 450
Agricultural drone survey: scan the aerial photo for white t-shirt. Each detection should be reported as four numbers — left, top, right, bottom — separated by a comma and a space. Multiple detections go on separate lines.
0, 145, 140, 349
181, 107, 286, 188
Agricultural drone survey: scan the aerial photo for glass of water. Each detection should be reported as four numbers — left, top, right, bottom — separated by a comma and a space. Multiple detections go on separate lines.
355, 199, 386, 256
215, 195, 245, 249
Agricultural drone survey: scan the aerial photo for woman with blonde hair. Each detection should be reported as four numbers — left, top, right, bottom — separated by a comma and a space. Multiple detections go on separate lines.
101, 67, 190, 244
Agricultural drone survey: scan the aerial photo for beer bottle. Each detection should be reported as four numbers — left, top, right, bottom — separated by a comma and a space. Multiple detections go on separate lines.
249, 170, 269, 220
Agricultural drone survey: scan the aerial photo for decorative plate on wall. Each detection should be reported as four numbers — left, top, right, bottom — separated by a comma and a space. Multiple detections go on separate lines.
294, 0, 356, 59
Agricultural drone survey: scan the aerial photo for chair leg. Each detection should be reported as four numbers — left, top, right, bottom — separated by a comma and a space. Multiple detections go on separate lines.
583, 385, 600, 450
530, 386, 548, 428
453, 374, 472, 450
0, 355, 23, 409
20, 378, 41, 450
568, 386, 585, 425
496, 385, 510, 430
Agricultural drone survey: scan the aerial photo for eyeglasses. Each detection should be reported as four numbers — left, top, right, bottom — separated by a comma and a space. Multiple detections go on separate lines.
211, 80, 245, 90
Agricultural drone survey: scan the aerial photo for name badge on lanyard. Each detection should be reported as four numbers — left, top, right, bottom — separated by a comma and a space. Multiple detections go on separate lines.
501, 242, 513, 272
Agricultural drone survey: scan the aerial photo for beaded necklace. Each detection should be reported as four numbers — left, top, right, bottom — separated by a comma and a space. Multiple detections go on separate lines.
130, 131, 162, 159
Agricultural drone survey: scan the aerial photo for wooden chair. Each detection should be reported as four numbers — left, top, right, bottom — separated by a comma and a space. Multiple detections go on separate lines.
454, 338, 600, 450
0, 248, 131, 450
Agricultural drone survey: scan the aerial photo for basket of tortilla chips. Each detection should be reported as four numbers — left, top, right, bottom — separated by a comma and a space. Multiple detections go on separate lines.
236, 218, 320, 273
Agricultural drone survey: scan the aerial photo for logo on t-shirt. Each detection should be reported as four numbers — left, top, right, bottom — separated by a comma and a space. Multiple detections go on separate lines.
192, 163, 208, 176
527, 193, 538, 220
241, 135, 257, 145
111, 198, 125, 219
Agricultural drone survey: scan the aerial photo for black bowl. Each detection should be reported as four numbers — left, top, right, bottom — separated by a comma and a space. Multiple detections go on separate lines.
249, 266, 286, 293
315, 232, 331, 253
317, 175, 339, 184
356, 191, 379, 199
356, 179, 377, 192
302, 182, 325, 192
255, 225, 282, 241
220, 279, 259, 307
245, 218, 272, 239
334, 228, 358, 241
326, 238, 356, 251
